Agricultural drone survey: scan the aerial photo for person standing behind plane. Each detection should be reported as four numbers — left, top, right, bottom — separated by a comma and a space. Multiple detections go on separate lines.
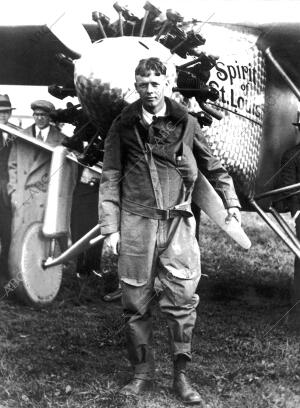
0, 95, 14, 285
278, 120, 300, 319
99, 57, 241, 404
8, 100, 68, 243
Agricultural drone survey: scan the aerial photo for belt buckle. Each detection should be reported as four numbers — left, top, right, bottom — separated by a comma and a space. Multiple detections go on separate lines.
162, 209, 170, 220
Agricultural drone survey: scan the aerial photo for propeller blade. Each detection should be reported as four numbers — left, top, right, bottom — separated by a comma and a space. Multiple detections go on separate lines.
47, 12, 92, 57
192, 171, 251, 249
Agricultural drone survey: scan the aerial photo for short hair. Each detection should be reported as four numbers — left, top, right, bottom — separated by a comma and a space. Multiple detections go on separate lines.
135, 57, 167, 77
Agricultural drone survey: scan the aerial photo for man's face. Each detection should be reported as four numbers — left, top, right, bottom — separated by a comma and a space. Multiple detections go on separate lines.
0, 110, 12, 125
135, 70, 167, 113
33, 109, 50, 129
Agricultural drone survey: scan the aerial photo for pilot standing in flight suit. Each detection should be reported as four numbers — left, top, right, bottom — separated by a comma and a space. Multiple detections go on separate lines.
278, 120, 300, 318
99, 57, 241, 404
0, 94, 14, 285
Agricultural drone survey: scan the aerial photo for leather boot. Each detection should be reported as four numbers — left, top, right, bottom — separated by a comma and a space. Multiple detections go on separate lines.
173, 356, 204, 405
120, 378, 153, 396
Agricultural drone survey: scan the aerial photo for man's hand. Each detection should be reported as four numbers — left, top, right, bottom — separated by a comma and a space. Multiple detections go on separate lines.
225, 207, 241, 225
103, 232, 120, 256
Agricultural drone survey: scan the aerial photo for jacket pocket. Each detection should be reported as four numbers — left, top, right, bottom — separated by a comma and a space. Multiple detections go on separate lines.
159, 216, 201, 280
118, 210, 157, 284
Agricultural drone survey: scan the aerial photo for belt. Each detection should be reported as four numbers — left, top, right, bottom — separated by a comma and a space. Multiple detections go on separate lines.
153, 207, 192, 219
122, 199, 193, 220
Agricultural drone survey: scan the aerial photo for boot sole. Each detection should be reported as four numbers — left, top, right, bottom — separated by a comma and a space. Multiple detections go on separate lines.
173, 388, 204, 405
119, 382, 154, 396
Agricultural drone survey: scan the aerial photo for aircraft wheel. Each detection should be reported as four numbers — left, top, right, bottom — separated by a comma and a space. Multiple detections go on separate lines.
9, 222, 63, 306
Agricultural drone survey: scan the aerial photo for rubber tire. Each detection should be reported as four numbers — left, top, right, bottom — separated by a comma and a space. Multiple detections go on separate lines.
8, 221, 63, 306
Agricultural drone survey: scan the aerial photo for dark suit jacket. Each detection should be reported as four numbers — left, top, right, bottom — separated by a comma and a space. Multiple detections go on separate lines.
0, 131, 11, 204
278, 144, 300, 215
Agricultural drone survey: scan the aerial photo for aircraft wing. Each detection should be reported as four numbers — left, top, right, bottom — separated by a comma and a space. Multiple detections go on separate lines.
0, 24, 97, 86
255, 22, 300, 89
0, 14, 299, 88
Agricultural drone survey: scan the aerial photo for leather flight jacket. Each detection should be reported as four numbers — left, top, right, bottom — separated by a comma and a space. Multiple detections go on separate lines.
99, 97, 240, 234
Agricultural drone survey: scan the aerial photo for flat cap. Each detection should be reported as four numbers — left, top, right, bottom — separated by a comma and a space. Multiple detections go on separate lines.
31, 100, 55, 113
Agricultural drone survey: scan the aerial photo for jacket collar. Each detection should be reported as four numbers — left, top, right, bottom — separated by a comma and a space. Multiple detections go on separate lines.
119, 97, 188, 127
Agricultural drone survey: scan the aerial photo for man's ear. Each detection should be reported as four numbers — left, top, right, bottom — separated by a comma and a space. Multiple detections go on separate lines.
164, 77, 172, 94
134, 82, 138, 91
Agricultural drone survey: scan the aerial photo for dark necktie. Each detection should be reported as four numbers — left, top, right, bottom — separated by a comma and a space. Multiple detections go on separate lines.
34, 131, 43, 159
37, 130, 43, 141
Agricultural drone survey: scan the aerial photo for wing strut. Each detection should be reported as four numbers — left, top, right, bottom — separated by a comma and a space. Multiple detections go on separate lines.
250, 199, 300, 258
269, 206, 300, 250
265, 47, 300, 100
252, 182, 300, 258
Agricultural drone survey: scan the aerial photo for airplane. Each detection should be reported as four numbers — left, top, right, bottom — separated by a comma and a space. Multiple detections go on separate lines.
1, 0, 300, 306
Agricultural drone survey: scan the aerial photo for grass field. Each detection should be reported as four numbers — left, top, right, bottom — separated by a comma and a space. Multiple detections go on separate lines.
0, 213, 299, 408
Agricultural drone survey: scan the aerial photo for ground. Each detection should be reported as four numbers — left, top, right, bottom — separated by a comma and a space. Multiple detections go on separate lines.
0, 213, 299, 408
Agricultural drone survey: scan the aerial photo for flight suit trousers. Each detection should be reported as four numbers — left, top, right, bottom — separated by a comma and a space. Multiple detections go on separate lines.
119, 210, 201, 380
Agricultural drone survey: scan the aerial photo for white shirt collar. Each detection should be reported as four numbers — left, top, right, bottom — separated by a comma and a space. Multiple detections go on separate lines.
1, 131, 8, 142
142, 103, 167, 125
35, 125, 50, 142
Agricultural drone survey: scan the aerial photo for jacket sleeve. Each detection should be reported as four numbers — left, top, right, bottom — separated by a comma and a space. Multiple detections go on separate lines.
279, 148, 299, 216
7, 141, 17, 198
98, 118, 122, 235
192, 119, 241, 209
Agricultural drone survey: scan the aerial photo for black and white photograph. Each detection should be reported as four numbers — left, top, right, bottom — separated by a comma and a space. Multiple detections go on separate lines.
0, 0, 299, 406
